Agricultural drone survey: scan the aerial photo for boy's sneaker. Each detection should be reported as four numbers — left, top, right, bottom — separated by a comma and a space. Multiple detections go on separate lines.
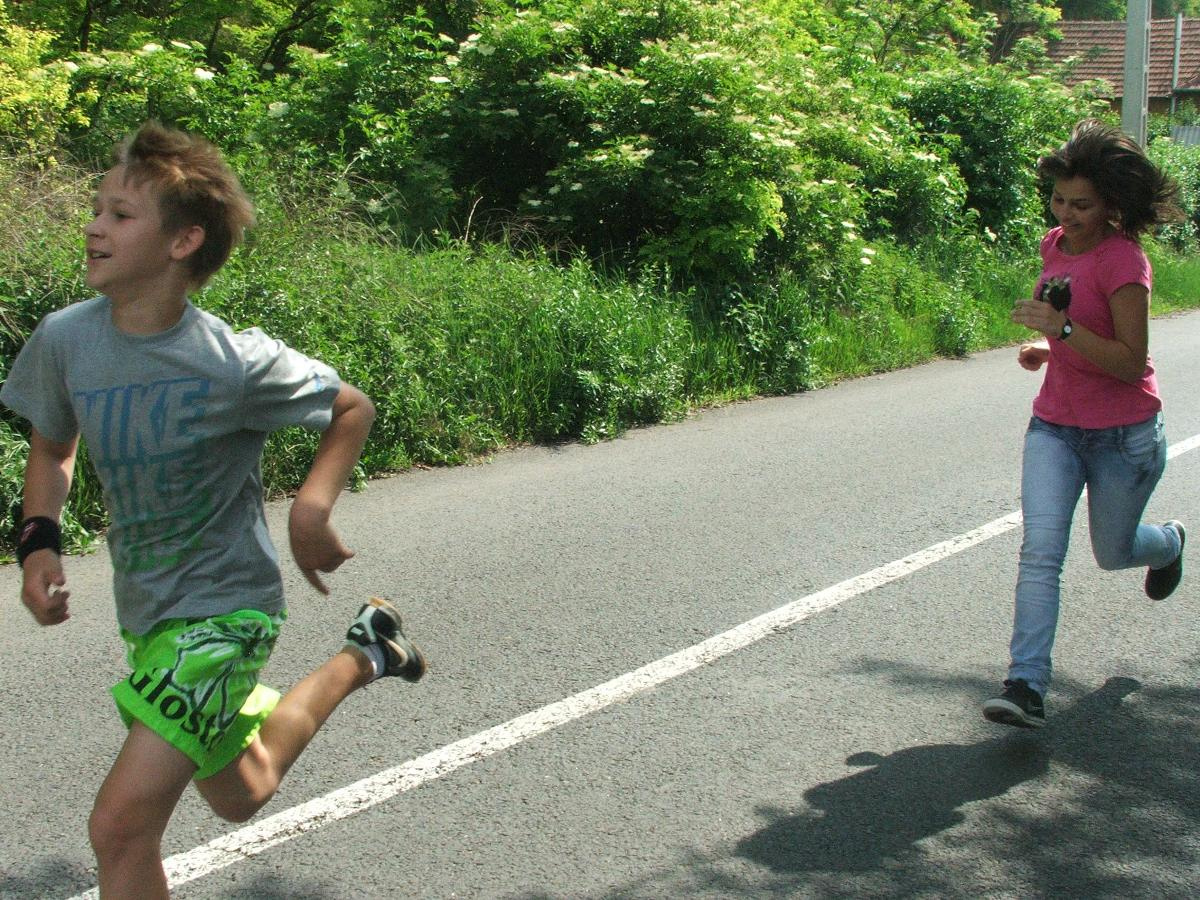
1145, 521, 1186, 601
982, 679, 1045, 729
346, 597, 427, 682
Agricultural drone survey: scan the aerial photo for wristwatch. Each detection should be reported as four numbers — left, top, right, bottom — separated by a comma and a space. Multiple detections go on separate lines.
1058, 317, 1073, 341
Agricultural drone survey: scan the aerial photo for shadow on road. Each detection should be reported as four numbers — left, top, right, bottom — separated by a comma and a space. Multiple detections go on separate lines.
9, 670, 1197, 899
577, 668, 1200, 899
735, 675, 1141, 875
736, 730, 1052, 874
732, 673, 1200, 897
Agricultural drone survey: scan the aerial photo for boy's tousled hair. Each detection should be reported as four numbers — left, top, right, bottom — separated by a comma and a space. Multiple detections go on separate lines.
114, 122, 256, 287
1037, 118, 1183, 239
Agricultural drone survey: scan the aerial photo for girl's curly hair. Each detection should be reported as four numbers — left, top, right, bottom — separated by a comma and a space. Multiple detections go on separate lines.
1037, 119, 1183, 239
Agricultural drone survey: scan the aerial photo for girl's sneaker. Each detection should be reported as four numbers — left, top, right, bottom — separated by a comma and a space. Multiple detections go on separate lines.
1145, 521, 1185, 601
346, 597, 428, 682
982, 679, 1045, 728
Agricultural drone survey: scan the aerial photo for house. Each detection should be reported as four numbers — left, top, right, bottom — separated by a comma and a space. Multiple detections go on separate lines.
1045, 17, 1200, 116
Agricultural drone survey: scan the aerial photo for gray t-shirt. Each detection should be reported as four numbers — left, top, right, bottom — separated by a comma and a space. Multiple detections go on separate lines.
1, 297, 341, 634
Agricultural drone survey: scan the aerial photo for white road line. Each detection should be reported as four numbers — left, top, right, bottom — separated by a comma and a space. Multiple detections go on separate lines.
66, 435, 1200, 899
1168, 432, 1200, 459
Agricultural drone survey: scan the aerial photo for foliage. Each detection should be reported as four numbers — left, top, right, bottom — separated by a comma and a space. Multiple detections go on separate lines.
827, 0, 985, 68
0, 1, 80, 157
1153, 1, 1200, 17
58, 40, 220, 164
1150, 106, 1200, 254
7, 0, 335, 60
1148, 135, 1200, 251
898, 65, 1095, 242
0, 162, 107, 553
406, 0, 813, 281
1146, 236, 1200, 314
1149, 98, 1200, 144
1061, 1, 1200, 18
1059, 0, 1125, 18
5, 151, 1200, 554
966, 0, 1060, 61
5, 0, 1098, 286
8, 0, 1200, 553
399, 0, 977, 286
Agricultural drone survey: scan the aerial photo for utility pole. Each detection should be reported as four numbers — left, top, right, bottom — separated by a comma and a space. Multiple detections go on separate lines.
1122, 0, 1151, 145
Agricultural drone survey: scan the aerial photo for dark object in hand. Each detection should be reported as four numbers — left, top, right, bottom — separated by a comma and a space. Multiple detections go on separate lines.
1039, 277, 1071, 311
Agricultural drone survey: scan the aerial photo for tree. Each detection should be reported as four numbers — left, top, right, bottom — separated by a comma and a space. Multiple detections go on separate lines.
1154, 1, 1200, 16
967, 0, 1060, 61
0, 0, 77, 154
830, 0, 983, 68
1062, 1, 1200, 17
1060, 0, 1125, 18
9, 0, 339, 62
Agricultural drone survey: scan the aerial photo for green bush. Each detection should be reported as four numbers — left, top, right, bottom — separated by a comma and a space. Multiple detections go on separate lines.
205, 220, 696, 478
0, 159, 91, 360
5, 150, 1200, 556
1149, 135, 1200, 252
898, 67, 1091, 242
0, 1, 78, 157
59, 40, 237, 164
1148, 98, 1200, 143
791, 110, 966, 246
400, 0, 990, 285
720, 280, 819, 395
5, 0, 1067, 284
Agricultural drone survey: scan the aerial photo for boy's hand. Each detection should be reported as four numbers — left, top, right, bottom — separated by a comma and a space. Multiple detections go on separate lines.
288, 499, 354, 594
21, 550, 71, 625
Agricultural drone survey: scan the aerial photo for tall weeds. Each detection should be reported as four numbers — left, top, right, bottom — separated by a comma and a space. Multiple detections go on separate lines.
3, 159, 1198, 557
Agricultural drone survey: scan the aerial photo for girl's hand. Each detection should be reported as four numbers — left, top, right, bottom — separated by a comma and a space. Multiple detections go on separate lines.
1011, 298, 1066, 339
1017, 342, 1050, 371
21, 550, 71, 625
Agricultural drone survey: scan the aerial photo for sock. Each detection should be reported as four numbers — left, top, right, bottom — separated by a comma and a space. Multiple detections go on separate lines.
357, 642, 388, 680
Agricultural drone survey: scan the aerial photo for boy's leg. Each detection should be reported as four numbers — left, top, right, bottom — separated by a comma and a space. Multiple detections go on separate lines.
195, 648, 370, 822
196, 598, 425, 822
90, 722, 197, 900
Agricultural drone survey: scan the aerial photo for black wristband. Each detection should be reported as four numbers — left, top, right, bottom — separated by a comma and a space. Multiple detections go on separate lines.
16, 516, 61, 567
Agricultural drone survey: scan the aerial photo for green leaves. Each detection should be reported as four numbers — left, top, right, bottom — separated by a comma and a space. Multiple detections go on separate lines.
0, 5, 77, 158
899, 65, 1089, 242
1149, 136, 1200, 252
3, 0, 1114, 285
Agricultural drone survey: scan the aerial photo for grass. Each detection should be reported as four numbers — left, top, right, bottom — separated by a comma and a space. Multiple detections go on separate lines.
3, 159, 1199, 557
1148, 241, 1200, 315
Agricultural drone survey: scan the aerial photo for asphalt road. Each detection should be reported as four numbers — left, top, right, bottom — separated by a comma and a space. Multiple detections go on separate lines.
1, 311, 1198, 899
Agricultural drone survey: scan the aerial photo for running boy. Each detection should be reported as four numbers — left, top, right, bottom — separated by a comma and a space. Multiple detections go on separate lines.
2, 122, 425, 898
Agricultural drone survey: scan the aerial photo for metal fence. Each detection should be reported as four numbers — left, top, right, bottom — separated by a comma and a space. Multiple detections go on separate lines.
1170, 124, 1200, 144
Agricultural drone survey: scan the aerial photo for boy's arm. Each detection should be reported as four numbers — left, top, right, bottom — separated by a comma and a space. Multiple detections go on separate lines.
288, 382, 376, 594
20, 427, 79, 625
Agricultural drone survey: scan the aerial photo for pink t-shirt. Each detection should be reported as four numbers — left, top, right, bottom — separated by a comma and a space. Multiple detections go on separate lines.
1031, 226, 1160, 428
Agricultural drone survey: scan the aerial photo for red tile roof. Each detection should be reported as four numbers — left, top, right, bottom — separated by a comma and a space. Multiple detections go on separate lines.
1046, 18, 1200, 97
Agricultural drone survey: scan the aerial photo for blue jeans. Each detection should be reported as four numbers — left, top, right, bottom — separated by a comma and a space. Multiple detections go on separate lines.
1008, 413, 1179, 696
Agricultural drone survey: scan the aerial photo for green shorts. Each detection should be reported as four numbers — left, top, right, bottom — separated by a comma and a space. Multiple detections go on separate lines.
112, 610, 284, 780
